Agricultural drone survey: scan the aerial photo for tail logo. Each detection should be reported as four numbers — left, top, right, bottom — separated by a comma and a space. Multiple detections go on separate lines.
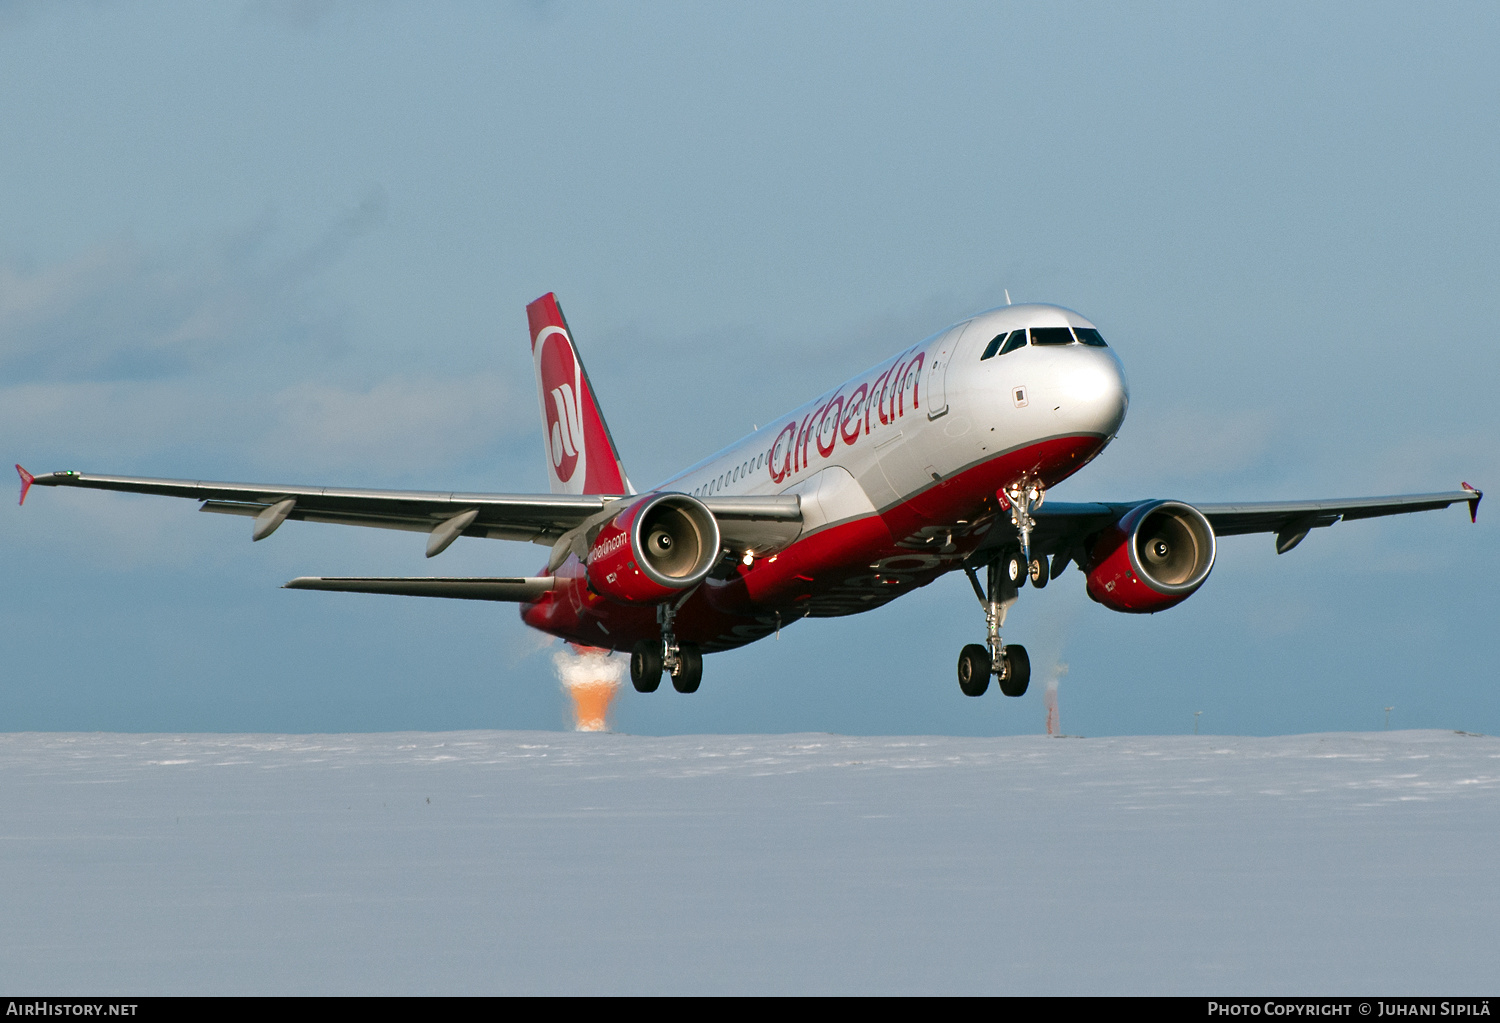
537, 326, 585, 484
549, 383, 583, 467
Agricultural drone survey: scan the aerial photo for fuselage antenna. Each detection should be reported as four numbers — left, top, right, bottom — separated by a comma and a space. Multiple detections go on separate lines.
1005, 289, 1012, 306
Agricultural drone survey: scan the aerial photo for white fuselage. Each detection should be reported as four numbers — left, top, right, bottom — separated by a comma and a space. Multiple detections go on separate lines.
662, 303, 1129, 528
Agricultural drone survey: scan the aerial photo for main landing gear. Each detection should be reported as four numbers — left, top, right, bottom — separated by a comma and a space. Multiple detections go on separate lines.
956, 482, 1046, 698
630, 594, 703, 694
958, 557, 1031, 698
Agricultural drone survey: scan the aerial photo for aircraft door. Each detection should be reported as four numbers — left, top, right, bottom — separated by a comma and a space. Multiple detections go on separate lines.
926, 321, 971, 420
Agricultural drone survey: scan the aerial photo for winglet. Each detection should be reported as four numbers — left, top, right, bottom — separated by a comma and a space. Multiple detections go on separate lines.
16, 465, 33, 506
1461, 482, 1482, 523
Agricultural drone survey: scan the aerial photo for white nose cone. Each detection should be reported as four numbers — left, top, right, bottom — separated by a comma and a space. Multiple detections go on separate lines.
1061, 359, 1118, 403
1056, 350, 1128, 437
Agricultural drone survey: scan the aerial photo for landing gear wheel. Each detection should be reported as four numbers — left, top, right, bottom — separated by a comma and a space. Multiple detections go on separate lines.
999, 644, 1030, 697
630, 640, 663, 693
672, 644, 703, 694
957, 644, 991, 696
1005, 552, 1027, 588
1027, 555, 1049, 589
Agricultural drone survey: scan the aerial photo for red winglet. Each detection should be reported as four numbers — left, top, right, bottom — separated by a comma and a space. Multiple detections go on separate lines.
1461, 482, 1481, 523
16, 464, 34, 506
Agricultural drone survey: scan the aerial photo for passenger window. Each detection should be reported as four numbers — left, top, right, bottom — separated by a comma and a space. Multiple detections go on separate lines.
999, 330, 1028, 355
1030, 327, 1075, 346
980, 333, 1007, 360
1075, 327, 1108, 347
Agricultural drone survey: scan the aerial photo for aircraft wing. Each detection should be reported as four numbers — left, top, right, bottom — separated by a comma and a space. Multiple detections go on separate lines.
17, 468, 802, 554
975, 486, 1482, 567
1193, 490, 1482, 537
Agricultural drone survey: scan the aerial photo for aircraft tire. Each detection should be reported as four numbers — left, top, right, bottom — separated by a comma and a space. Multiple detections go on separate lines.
631, 641, 663, 693
1005, 553, 1027, 588
957, 644, 991, 697
1000, 645, 1030, 697
1028, 555, 1049, 588
672, 645, 703, 694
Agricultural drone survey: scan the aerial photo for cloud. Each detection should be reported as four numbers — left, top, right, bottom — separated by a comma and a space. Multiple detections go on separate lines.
0, 0, 100, 31
241, 0, 338, 30
1061, 405, 1280, 500
259, 373, 533, 475
0, 194, 552, 496
0, 193, 385, 384
4, 370, 533, 479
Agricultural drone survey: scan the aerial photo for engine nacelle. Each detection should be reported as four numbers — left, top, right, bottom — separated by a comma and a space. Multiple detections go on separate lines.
1085, 500, 1216, 613
585, 492, 721, 605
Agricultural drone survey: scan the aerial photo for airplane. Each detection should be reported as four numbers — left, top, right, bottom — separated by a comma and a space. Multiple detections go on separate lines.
16, 292, 1483, 698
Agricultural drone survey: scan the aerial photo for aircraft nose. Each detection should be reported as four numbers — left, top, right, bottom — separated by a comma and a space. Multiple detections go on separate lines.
1055, 349, 1128, 437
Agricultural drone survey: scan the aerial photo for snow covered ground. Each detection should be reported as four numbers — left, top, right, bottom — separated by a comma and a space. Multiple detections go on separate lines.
0, 729, 1495, 995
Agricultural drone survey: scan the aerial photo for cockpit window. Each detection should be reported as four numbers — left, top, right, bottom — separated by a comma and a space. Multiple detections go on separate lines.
981, 330, 1028, 360
1030, 327, 1075, 346
1074, 327, 1108, 347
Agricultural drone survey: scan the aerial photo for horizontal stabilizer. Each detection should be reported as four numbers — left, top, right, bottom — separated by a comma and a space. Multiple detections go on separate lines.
283, 576, 556, 602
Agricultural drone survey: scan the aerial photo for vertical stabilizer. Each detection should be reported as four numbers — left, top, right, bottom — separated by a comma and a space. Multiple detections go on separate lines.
527, 293, 632, 496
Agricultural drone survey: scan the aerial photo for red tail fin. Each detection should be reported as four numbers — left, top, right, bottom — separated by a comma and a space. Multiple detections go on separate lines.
527, 294, 631, 496
16, 464, 33, 506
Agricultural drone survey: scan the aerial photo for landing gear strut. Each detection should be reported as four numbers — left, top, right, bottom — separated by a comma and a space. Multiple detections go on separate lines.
1002, 479, 1045, 570
959, 553, 1031, 698
632, 591, 704, 694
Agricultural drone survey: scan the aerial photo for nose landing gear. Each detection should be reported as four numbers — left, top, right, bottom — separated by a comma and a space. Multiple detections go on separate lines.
1002, 480, 1046, 570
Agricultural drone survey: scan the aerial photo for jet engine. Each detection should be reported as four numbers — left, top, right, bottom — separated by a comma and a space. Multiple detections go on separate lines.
585, 492, 721, 604
1085, 500, 1216, 613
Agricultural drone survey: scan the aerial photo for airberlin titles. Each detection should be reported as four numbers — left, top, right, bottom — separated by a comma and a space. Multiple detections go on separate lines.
584, 513, 671, 604
768, 345, 925, 484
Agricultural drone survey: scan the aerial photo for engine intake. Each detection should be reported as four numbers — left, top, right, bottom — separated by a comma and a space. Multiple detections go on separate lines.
1085, 500, 1216, 613
585, 492, 721, 605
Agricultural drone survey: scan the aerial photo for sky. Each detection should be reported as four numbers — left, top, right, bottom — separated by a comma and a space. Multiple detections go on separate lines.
1, 0, 1496, 736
